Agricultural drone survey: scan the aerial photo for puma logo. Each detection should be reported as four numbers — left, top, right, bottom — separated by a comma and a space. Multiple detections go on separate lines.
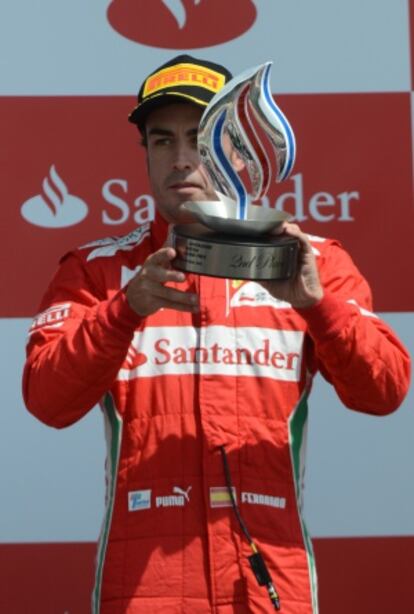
173, 485, 192, 502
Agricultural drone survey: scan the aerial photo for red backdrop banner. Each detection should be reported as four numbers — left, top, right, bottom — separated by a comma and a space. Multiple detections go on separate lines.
1, 94, 413, 316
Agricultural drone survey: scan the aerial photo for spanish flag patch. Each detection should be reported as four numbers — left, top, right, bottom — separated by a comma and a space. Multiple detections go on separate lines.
209, 486, 237, 508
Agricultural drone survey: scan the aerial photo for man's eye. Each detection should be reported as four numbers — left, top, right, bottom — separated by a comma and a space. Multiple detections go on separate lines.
154, 137, 172, 146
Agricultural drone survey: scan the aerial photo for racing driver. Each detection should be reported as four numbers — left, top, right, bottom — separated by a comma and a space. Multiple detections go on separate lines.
23, 55, 411, 614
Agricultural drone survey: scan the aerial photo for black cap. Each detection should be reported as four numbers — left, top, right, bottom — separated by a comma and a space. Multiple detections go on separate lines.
128, 54, 232, 131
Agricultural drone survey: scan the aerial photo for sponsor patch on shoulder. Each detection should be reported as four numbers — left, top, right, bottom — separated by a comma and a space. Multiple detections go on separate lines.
28, 303, 72, 335
128, 489, 151, 511
80, 225, 150, 261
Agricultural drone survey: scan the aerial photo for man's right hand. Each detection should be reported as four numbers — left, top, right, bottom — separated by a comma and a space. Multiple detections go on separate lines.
126, 247, 199, 317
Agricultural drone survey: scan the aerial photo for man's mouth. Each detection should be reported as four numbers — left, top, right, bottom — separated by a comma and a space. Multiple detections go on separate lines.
168, 182, 202, 191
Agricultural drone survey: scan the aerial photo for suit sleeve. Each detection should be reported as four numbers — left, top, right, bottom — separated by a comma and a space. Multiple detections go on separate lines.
297, 241, 411, 415
22, 252, 142, 428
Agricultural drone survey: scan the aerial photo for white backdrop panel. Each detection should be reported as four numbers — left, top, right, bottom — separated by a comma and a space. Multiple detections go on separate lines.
0, 0, 410, 95
0, 313, 412, 542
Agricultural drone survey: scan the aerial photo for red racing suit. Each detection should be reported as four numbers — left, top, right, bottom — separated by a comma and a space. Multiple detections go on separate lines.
23, 214, 410, 614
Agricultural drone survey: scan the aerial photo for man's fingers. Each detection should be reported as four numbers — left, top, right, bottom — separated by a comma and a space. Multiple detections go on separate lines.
143, 247, 185, 283
158, 299, 200, 313
146, 265, 185, 284
271, 222, 303, 237
282, 222, 309, 243
273, 222, 313, 254
150, 282, 199, 308
272, 221, 288, 236
127, 246, 197, 316
164, 224, 175, 248
147, 246, 177, 267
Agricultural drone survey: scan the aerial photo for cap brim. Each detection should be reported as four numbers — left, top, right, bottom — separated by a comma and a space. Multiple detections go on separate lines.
129, 92, 209, 129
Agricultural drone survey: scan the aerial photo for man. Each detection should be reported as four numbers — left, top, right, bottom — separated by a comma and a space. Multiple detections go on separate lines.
23, 55, 410, 614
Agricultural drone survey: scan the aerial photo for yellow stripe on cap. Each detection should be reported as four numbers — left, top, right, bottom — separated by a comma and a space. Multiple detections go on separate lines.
163, 91, 209, 106
129, 91, 209, 119
143, 63, 226, 98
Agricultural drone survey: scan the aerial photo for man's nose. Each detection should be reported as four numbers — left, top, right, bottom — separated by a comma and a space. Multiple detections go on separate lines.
172, 143, 196, 171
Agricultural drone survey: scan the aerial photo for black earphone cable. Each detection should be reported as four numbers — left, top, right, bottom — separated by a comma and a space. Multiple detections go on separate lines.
219, 445, 281, 611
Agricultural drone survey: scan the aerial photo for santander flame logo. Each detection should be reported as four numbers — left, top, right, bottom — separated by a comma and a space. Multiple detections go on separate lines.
21, 165, 88, 228
124, 346, 148, 369
107, 0, 257, 49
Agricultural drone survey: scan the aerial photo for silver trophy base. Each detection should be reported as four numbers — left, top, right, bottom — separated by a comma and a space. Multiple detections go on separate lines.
172, 224, 298, 280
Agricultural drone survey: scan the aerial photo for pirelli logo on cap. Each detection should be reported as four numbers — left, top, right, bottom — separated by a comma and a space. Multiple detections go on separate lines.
209, 486, 236, 508
143, 63, 226, 97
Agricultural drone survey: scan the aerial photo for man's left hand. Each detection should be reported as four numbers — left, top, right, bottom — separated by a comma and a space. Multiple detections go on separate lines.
260, 223, 324, 309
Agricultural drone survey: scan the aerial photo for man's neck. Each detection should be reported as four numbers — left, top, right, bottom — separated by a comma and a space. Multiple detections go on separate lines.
150, 211, 170, 251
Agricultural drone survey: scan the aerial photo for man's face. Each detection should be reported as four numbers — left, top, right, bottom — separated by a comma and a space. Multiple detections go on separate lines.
145, 102, 217, 224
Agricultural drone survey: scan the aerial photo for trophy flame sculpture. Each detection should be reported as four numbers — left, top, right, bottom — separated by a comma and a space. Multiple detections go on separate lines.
172, 61, 300, 280
197, 61, 296, 222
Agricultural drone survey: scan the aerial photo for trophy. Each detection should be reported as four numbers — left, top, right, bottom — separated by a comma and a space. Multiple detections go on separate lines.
172, 61, 298, 280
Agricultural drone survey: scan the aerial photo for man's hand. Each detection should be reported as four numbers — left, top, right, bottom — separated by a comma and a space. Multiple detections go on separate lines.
261, 223, 324, 309
126, 247, 199, 317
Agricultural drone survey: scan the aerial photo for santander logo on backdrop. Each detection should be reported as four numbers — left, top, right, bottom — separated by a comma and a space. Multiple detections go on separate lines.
107, 0, 257, 48
21, 165, 88, 228
20, 166, 361, 231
